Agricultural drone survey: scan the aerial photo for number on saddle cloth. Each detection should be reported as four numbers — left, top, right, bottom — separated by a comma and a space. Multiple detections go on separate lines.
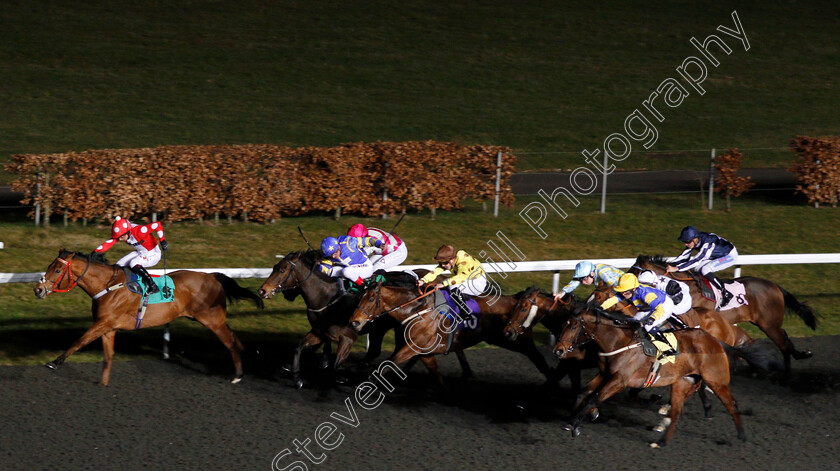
123, 267, 175, 304
439, 290, 481, 331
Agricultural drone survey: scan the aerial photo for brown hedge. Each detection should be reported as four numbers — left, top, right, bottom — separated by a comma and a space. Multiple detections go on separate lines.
6, 142, 517, 222
789, 136, 840, 207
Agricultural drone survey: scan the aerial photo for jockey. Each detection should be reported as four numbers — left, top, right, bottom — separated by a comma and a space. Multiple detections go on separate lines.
637, 270, 691, 329
317, 234, 384, 287
417, 245, 487, 318
601, 273, 676, 348
95, 216, 168, 294
553, 261, 624, 302
667, 226, 739, 308
347, 223, 407, 270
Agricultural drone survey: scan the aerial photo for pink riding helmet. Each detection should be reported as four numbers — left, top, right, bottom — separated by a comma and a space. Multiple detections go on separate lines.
347, 223, 368, 238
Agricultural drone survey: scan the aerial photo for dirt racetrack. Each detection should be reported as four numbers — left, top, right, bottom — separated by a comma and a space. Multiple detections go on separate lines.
1, 336, 839, 471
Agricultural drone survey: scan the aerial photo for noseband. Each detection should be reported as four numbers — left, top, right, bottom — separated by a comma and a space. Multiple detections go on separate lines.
40, 256, 91, 294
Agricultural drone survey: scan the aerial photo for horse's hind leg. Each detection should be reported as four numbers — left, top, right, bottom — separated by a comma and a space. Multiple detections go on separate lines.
101, 330, 116, 386
194, 308, 244, 383
705, 381, 745, 442
455, 350, 473, 379
47, 321, 111, 370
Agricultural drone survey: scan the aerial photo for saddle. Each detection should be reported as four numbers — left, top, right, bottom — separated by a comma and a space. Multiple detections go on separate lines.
121, 267, 176, 329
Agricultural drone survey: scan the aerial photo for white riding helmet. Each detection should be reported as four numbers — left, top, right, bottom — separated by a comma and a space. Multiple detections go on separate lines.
637, 270, 657, 286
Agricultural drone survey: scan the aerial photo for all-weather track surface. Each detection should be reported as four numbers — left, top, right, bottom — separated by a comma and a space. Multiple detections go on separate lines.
1, 336, 839, 471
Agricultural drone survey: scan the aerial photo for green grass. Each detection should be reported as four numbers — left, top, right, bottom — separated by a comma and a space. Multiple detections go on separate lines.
1, 0, 839, 182
1, 193, 838, 365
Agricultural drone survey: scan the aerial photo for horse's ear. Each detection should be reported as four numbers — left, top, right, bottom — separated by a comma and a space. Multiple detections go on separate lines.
58, 247, 65, 254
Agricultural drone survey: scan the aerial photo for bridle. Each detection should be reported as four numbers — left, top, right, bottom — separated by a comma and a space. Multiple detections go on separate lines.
507, 295, 539, 337
39, 255, 91, 294
353, 285, 384, 325
267, 253, 315, 295
556, 315, 597, 355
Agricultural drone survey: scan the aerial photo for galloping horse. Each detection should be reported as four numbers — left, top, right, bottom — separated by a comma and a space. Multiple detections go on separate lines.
503, 287, 599, 396
257, 250, 471, 388
349, 282, 556, 386
631, 255, 817, 372
554, 306, 751, 447
34, 249, 263, 385
588, 287, 754, 348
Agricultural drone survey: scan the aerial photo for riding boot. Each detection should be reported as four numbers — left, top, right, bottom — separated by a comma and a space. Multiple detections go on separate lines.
131, 265, 159, 294
706, 272, 732, 307
449, 288, 474, 321
669, 315, 688, 330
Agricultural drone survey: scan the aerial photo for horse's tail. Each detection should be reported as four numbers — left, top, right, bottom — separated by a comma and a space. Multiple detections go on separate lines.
720, 341, 783, 373
780, 287, 818, 330
212, 273, 265, 309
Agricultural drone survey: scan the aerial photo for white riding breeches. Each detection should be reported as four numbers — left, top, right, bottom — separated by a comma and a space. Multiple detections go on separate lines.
369, 243, 408, 271
449, 275, 488, 297
335, 262, 374, 284
671, 284, 692, 315
634, 297, 675, 331
698, 248, 739, 275
116, 248, 161, 268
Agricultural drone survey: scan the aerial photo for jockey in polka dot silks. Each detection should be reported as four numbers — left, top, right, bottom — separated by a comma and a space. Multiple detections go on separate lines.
94, 216, 168, 294
667, 226, 739, 308
347, 223, 408, 270
317, 234, 385, 287
553, 261, 625, 302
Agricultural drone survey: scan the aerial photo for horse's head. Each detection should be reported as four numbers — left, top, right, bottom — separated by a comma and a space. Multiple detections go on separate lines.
258, 252, 302, 299
349, 282, 385, 332
553, 308, 601, 358
631, 255, 669, 276
34, 249, 102, 298
504, 286, 543, 341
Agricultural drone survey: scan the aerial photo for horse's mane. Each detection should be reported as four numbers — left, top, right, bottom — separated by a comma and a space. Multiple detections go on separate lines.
58, 249, 111, 266
633, 254, 670, 269
573, 302, 634, 325
517, 285, 561, 299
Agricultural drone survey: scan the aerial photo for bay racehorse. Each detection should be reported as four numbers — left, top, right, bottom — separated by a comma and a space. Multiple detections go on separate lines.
257, 250, 472, 388
631, 255, 817, 373
503, 287, 599, 397
34, 249, 263, 385
348, 282, 556, 386
553, 305, 763, 447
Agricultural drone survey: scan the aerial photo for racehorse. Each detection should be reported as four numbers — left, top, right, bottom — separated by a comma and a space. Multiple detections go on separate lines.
348, 282, 556, 386
34, 249, 263, 385
554, 305, 751, 447
588, 287, 754, 348
503, 287, 599, 396
257, 250, 472, 388
631, 255, 817, 373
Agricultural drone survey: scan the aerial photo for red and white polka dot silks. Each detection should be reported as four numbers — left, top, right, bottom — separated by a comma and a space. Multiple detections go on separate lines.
95, 217, 166, 253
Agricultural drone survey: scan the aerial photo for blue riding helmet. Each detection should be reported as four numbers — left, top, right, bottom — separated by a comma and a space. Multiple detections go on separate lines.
573, 261, 594, 279
321, 237, 340, 256
678, 226, 699, 242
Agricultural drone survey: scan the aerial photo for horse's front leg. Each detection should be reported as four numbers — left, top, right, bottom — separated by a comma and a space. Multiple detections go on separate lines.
292, 331, 324, 389
320, 340, 332, 369
565, 375, 626, 437
100, 331, 116, 386
46, 321, 112, 371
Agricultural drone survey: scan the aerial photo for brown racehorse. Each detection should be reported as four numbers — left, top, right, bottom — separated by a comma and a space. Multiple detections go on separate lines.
33, 249, 263, 385
589, 287, 754, 348
554, 306, 750, 447
503, 287, 599, 396
257, 250, 472, 389
349, 282, 556, 386
631, 255, 817, 373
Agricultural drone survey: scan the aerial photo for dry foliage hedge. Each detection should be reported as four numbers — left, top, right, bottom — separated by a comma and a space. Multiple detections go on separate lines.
789, 136, 840, 207
714, 147, 754, 210
6, 142, 516, 223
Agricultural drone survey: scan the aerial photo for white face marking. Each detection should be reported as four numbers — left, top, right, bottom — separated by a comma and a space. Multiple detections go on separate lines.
523, 304, 539, 328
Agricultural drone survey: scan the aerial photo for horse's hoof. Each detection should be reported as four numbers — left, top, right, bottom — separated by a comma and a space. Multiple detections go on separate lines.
795, 350, 813, 360
231, 376, 243, 384
658, 405, 671, 416
280, 364, 293, 374
45, 361, 58, 370
319, 360, 330, 370
294, 379, 305, 389
514, 404, 527, 415
571, 426, 581, 438
649, 442, 662, 449
653, 417, 671, 433
561, 423, 574, 432
589, 408, 600, 422
334, 374, 349, 385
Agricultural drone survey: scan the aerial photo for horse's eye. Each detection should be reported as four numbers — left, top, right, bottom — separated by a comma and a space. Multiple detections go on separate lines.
55, 269, 61, 274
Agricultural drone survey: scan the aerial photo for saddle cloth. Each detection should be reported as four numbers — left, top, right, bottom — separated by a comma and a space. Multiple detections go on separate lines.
435, 290, 481, 331
123, 268, 176, 304
701, 279, 748, 311
652, 332, 679, 365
